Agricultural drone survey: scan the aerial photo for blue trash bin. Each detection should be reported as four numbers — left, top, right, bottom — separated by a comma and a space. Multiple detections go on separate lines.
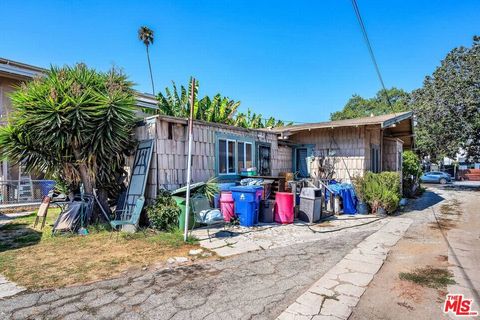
39, 180, 56, 197
231, 186, 263, 227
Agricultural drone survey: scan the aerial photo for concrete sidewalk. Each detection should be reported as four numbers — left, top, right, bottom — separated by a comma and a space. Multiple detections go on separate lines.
276, 217, 412, 320
192, 215, 387, 257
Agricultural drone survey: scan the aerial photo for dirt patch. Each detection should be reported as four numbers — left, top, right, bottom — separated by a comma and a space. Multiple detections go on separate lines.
395, 280, 426, 302
436, 254, 448, 262
312, 220, 334, 228
439, 199, 462, 215
399, 266, 455, 289
397, 301, 415, 311
350, 190, 461, 320
429, 217, 456, 230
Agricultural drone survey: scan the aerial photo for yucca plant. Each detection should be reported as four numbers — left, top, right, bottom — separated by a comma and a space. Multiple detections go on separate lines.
0, 64, 137, 216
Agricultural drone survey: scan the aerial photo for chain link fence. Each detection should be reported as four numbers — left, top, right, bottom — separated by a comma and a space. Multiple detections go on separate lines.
0, 180, 56, 205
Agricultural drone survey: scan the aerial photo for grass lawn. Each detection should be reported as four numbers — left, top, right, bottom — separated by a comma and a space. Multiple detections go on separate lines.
0, 209, 202, 290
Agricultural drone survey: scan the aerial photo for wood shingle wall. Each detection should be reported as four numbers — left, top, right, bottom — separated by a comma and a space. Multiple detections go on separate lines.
289, 126, 374, 181
135, 116, 280, 199
274, 145, 293, 175
383, 138, 403, 172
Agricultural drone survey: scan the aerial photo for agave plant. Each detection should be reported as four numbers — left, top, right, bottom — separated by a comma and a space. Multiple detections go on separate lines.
0, 64, 137, 201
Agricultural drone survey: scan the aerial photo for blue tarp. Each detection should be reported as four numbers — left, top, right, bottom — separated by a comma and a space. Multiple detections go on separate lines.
325, 183, 357, 214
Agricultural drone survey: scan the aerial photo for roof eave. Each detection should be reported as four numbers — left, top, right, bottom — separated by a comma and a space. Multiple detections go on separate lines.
381, 111, 413, 128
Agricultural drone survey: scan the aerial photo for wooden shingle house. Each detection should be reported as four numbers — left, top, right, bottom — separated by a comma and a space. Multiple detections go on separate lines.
136, 112, 414, 199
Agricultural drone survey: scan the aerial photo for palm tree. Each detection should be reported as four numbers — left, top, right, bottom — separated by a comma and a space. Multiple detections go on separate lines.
138, 26, 155, 95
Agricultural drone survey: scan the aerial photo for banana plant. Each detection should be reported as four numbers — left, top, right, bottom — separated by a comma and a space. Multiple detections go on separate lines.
156, 78, 290, 129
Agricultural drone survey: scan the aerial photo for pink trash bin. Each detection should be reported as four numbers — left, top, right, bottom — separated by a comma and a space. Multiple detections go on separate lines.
220, 191, 235, 222
274, 192, 294, 224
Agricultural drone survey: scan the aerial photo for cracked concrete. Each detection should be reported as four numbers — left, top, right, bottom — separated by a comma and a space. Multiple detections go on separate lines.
0, 223, 384, 320
0, 275, 26, 299
276, 218, 412, 320
192, 215, 386, 257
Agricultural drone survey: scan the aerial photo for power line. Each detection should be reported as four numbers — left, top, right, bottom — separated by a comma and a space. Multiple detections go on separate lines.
351, 0, 396, 114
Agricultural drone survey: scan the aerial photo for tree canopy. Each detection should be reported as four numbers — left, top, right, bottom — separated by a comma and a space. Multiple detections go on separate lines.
412, 36, 480, 161
157, 79, 289, 129
0, 64, 137, 196
330, 87, 411, 121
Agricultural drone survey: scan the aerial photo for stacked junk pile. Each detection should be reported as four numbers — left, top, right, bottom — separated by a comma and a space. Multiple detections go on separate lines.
211, 153, 359, 228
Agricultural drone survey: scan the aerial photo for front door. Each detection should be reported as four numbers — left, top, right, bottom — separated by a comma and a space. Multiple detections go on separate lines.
295, 148, 309, 178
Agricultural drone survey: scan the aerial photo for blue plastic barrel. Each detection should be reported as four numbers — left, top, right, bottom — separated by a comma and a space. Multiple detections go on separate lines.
231, 186, 263, 227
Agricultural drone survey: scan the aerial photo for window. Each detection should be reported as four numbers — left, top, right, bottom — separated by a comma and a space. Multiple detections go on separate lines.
218, 139, 236, 174
371, 144, 380, 173
217, 135, 256, 175
237, 142, 253, 171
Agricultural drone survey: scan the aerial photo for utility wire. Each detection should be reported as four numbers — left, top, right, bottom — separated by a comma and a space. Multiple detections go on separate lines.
351, 0, 396, 116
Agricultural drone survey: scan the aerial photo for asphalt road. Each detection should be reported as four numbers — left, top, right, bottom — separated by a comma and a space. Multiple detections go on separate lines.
0, 227, 380, 320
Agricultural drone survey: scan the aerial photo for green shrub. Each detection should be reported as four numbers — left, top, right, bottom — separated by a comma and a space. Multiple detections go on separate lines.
402, 151, 422, 198
363, 172, 401, 214
351, 175, 366, 203
146, 190, 180, 231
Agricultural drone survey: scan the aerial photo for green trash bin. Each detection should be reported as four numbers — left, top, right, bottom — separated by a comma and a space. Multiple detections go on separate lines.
173, 196, 195, 229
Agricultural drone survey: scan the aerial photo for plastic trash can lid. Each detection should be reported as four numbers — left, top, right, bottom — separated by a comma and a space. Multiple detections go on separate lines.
230, 185, 264, 193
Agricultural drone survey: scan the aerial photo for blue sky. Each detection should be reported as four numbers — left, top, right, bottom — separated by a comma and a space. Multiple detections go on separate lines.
0, 1, 478, 123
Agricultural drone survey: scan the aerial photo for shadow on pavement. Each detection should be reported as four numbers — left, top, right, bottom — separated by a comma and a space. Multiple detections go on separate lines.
406, 190, 445, 212
440, 184, 480, 192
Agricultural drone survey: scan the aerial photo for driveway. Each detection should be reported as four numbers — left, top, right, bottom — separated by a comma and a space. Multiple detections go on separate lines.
350, 185, 480, 319
0, 223, 382, 319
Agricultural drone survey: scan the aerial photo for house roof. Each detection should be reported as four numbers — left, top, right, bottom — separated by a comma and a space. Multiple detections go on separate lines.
271, 111, 413, 133
0, 58, 46, 80
142, 114, 274, 134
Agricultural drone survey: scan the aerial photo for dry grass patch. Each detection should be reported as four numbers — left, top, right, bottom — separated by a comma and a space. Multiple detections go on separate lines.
0, 211, 202, 290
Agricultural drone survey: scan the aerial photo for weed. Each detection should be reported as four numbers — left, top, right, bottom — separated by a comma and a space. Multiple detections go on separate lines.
399, 266, 455, 289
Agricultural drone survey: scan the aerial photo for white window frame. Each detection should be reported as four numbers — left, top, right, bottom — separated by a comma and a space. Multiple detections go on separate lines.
218, 138, 237, 175
237, 141, 253, 171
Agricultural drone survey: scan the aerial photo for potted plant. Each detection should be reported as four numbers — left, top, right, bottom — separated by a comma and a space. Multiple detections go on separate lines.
352, 175, 369, 214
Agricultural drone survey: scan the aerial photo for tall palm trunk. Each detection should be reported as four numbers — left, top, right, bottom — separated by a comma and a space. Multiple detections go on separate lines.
146, 45, 155, 95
